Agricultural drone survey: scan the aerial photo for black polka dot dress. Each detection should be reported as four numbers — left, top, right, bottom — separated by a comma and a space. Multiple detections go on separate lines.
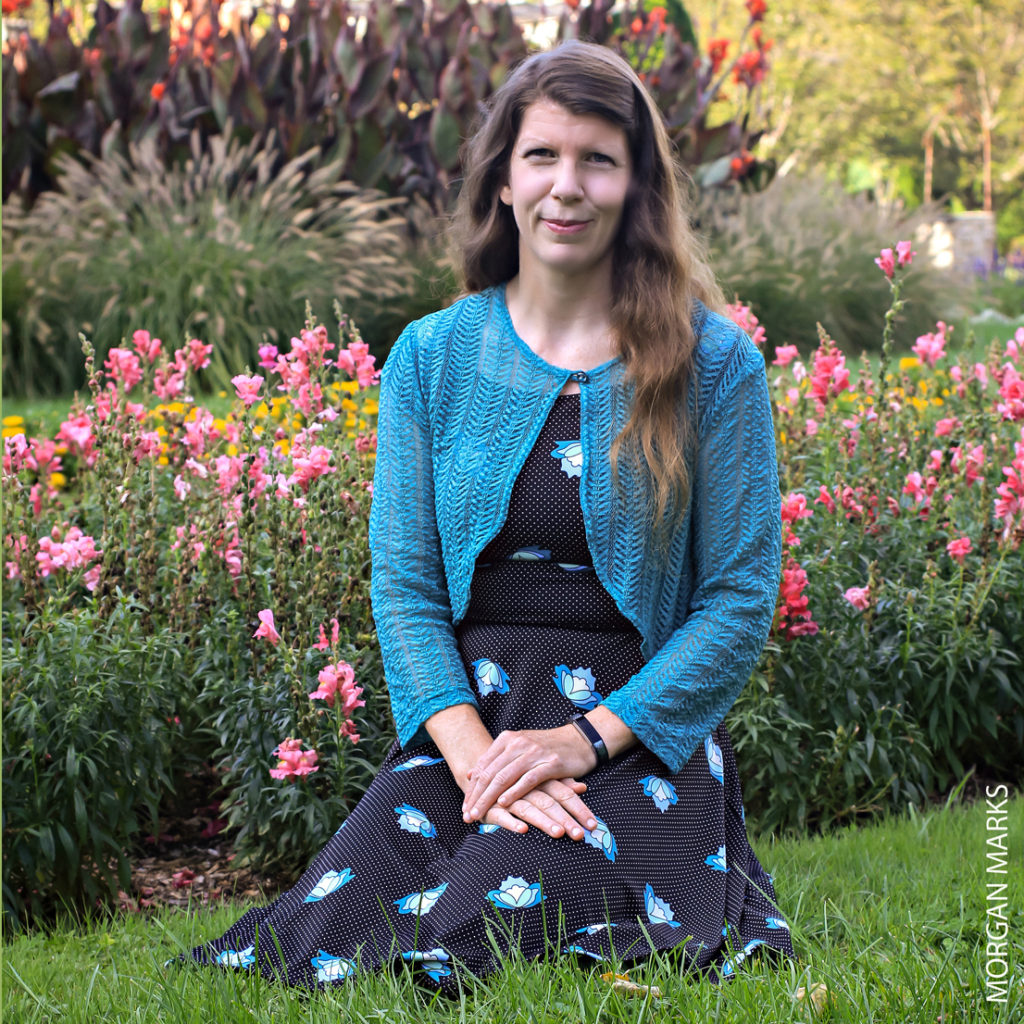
188, 394, 794, 989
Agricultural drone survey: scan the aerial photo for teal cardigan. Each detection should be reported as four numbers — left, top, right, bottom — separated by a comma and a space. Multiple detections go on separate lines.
368, 284, 781, 774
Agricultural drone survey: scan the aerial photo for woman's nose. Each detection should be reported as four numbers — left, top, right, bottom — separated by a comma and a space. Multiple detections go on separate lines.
550, 160, 584, 201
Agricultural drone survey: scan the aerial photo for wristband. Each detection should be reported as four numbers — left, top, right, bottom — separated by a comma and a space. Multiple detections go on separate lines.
570, 714, 610, 767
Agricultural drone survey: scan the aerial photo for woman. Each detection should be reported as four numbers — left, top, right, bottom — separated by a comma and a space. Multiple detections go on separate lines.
189, 40, 793, 989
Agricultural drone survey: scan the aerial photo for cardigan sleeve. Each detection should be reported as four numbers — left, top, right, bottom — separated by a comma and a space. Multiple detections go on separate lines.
368, 318, 479, 749
599, 341, 781, 774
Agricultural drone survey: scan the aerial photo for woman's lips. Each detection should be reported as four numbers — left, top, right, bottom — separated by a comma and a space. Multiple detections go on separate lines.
542, 218, 590, 235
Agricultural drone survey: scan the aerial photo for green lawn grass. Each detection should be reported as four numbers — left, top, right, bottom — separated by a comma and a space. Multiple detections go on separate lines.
4, 794, 1021, 1023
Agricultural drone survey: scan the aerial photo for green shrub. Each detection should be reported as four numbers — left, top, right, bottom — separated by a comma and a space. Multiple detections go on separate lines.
699, 175, 967, 356
1, 597, 186, 926
1, 131, 412, 397
726, 265, 1024, 835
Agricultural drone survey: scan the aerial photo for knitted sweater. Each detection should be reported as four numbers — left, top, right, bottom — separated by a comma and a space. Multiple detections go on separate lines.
368, 284, 781, 774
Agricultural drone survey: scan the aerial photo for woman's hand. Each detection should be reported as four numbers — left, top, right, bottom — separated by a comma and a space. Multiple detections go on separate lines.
462, 724, 597, 825
477, 777, 597, 839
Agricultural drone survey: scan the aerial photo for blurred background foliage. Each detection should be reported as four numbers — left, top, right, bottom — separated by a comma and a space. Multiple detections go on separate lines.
7, 0, 1019, 399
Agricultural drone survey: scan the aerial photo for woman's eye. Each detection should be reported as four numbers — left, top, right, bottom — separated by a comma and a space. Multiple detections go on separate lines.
588, 152, 614, 165
525, 147, 555, 159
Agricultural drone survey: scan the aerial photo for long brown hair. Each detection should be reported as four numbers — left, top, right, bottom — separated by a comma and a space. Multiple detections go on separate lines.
450, 40, 725, 528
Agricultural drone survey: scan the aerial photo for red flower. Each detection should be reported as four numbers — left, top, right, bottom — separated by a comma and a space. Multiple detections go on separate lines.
150, 82, 166, 102
707, 38, 730, 74
746, 0, 768, 21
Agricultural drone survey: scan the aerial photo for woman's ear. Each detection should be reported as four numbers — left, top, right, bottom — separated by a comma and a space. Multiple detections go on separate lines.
499, 182, 513, 206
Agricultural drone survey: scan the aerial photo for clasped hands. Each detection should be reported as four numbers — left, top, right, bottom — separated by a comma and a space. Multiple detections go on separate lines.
459, 724, 598, 840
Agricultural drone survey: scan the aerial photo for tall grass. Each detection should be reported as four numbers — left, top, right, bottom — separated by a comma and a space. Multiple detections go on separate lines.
4, 794, 1021, 1022
1, 130, 413, 397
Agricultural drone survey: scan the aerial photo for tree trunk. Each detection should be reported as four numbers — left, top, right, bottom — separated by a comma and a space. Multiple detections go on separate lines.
923, 125, 934, 204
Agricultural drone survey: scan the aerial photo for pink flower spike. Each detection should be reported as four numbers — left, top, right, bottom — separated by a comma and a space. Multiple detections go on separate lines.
772, 345, 799, 367
895, 240, 915, 267
874, 248, 895, 279
231, 374, 264, 407
253, 608, 281, 645
843, 585, 871, 611
946, 536, 971, 563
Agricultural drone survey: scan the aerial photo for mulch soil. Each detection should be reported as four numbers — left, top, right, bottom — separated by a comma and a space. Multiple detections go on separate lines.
120, 770, 287, 915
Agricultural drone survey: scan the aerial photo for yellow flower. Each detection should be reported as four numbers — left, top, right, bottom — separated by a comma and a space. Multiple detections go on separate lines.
341, 398, 358, 412
274, 439, 291, 457
328, 382, 343, 394
158, 455, 169, 466
165, 401, 188, 416
780, 431, 788, 445
218, 390, 228, 398
49, 472, 67, 489
254, 402, 270, 418
900, 357, 920, 371
910, 396, 928, 412
55, 444, 68, 456
941, 388, 950, 397
338, 380, 359, 395
2, 415, 25, 427
931, 397, 943, 406
917, 379, 928, 395
2, 426, 25, 438
362, 399, 379, 416
155, 425, 169, 438
227, 444, 239, 456
212, 418, 228, 433
345, 415, 357, 428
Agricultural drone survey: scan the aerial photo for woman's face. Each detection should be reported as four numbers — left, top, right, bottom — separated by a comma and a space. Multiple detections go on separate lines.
500, 100, 632, 285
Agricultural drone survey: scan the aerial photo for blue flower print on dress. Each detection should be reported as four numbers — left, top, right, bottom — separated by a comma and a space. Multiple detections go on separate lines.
216, 945, 255, 968
557, 563, 592, 572
576, 923, 619, 935
705, 735, 724, 784
562, 945, 604, 960
510, 546, 551, 560
644, 884, 681, 928
720, 939, 764, 978
487, 875, 545, 910
478, 823, 501, 834
553, 665, 602, 710
765, 916, 790, 930
392, 755, 445, 772
394, 804, 437, 838
311, 950, 356, 983
402, 948, 451, 981
705, 845, 728, 872
583, 816, 617, 863
304, 867, 355, 903
639, 775, 678, 813
472, 658, 510, 697
394, 882, 448, 916
550, 440, 583, 478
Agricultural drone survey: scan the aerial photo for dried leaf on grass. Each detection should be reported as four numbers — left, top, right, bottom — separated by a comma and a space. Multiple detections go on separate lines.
599, 971, 663, 999
796, 981, 830, 1013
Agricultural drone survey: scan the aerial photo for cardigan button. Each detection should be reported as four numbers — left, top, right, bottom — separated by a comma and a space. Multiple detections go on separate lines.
569, 370, 590, 383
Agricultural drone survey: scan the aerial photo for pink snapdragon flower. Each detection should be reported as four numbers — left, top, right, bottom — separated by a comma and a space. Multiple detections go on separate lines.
912, 322, 949, 367
231, 374, 264, 407
104, 348, 143, 391
269, 738, 319, 779
309, 660, 366, 718
997, 365, 1024, 421
36, 525, 102, 582
843, 585, 871, 611
132, 329, 162, 363
313, 618, 341, 651
258, 344, 280, 370
775, 557, 818, 638
772, 344, 799, 367
946, 536, 972, 563
895, 240, 916, 267
184, 338, 213, 371
290, 444, 335, 490
723, 301, 767, 347
934, 417, 962, 438
809, 345, 850, 410
874, 247, 896, 278
337, 339, 379, 388
253, 608, 281, 645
